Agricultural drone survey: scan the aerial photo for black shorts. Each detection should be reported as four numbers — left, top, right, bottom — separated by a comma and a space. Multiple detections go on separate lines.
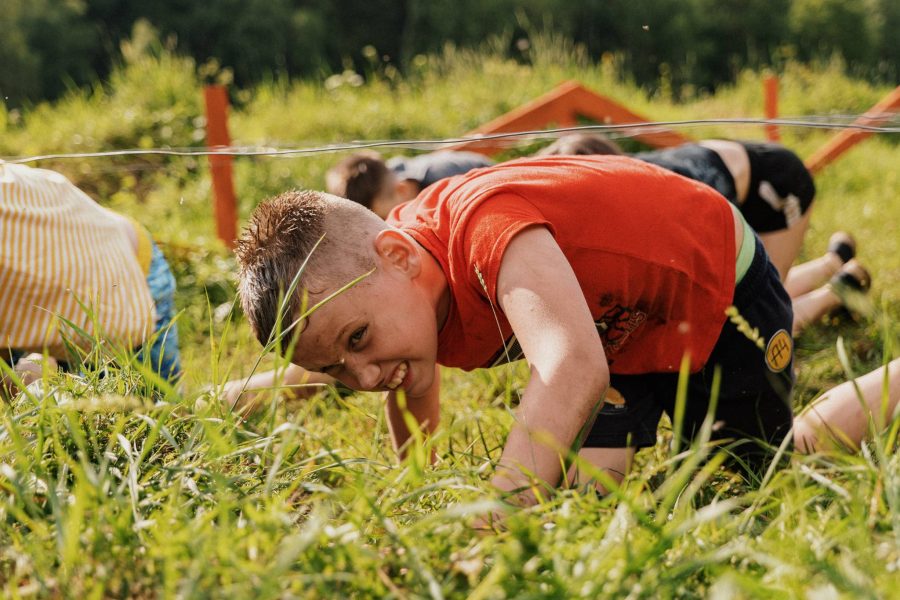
739, 142, 815, 233
636, 142, 815, 234
584, 236, 795, 466
635, 145, 739, 204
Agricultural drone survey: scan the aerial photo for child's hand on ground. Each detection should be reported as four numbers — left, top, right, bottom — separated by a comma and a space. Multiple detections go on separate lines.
218, 365, 337, 414
221, 378, 252, 411
2, 353, 57, 399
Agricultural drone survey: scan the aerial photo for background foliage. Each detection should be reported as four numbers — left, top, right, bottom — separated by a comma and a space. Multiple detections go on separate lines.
1, 0, 898, 108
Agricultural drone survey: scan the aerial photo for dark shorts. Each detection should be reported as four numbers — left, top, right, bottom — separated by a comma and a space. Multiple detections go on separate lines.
739, 141, 815, 233
635, 145, 739, 204
5, 241, 181, 381
584, 236, 795, 466
636, 142, 815, 233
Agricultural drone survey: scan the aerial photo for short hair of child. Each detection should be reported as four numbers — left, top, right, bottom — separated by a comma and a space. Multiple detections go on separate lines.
236, 190, 381, 346
325, 151, 390, 209
537, 133, 624, 156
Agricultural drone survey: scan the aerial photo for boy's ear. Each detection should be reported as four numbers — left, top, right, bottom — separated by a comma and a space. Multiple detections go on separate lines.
373, 229, 421, 277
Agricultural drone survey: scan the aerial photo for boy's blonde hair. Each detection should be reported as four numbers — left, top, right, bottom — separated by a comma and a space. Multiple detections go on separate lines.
235, 190, 381, 346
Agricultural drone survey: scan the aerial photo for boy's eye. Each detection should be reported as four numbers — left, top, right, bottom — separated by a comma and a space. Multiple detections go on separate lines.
349, 326, 367, 348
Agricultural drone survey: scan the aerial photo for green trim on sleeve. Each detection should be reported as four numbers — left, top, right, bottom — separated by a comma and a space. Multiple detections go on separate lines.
733, 205, 755, 284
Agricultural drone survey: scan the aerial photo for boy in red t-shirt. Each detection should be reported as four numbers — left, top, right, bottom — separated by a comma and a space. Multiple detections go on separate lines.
236, 155, 797, 500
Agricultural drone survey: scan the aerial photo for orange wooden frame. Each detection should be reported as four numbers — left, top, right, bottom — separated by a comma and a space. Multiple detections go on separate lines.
446, 79, 900, 176
446, 80, 693, 156
805, 85, 900, 174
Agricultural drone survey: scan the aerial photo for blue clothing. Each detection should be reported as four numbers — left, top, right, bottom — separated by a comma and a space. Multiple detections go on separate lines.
387, 151, 494, 189
136, 241, 181, 381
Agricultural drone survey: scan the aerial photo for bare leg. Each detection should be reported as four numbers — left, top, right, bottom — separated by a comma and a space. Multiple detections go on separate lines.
1, 353, 58, 398
784, 253, 843, 298
791, 260, 870, 336
791, 287, 843, 336
784, 231, 854, 298
758, 210, 814, 282
569, 447, 635, 493
794, 358, 900, 453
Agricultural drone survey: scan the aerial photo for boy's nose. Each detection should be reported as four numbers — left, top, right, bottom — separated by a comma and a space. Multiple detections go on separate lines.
346, 356, 381, 391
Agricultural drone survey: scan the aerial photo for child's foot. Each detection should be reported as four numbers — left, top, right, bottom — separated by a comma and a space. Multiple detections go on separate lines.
830, 259, 871, 293
827, 231, 856, 265
827, 259, 872, 317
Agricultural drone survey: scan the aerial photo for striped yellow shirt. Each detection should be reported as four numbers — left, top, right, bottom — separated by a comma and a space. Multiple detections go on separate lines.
0, 162, 155, 357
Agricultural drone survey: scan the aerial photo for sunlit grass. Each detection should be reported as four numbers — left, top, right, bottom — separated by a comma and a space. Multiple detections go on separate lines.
3, 337, 900, 596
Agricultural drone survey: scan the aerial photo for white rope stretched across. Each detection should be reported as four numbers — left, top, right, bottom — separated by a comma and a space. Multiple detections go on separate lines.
4, 115, 899, 165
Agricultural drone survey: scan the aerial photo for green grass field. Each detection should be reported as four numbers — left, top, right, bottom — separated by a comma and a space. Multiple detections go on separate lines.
1, 41, 899, 598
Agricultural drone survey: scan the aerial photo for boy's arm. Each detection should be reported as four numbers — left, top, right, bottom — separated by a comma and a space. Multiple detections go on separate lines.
493, 225, 609, 503
385, 364, 441, 457
223, 364, 335, 413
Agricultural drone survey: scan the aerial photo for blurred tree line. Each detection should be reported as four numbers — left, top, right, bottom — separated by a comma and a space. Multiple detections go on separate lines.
2, 0, 897, 108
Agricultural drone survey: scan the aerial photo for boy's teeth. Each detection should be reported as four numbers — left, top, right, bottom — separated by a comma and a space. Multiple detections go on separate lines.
387, 362, 408, 390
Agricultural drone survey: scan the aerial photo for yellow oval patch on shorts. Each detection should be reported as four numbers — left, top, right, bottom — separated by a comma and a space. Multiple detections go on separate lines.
604, 386, 626, 406
765, 329, 792, 372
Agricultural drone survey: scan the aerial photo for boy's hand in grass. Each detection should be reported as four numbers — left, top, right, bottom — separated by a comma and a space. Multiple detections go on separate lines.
221, 364, 335, 413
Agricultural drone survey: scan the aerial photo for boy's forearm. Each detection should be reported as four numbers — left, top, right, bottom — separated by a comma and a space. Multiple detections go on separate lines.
491, 365, 608, 504
224, 364, 334, 412
385, 393, 413, 454
490, 225, 612, 503
385, 392, 441, 450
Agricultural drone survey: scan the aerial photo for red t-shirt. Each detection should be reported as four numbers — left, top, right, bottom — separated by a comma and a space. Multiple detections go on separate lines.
388, 155, 736, 374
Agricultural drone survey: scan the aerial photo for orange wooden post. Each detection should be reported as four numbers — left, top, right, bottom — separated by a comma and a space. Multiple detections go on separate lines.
447, 80, 692, 157
203, 85, 238, 248
805, 85, 900, 175
764, 75, 780, 142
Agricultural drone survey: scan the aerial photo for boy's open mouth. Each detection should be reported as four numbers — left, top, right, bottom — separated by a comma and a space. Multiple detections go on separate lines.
386, 361, 409, 390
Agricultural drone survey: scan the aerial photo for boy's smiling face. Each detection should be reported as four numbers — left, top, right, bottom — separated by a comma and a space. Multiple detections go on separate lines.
289, 229, 447, 397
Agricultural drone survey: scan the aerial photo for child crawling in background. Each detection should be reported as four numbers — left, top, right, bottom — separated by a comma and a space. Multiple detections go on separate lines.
234, 153, 896, 502
0, 162, 180, 396
325, 150, 493, 218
